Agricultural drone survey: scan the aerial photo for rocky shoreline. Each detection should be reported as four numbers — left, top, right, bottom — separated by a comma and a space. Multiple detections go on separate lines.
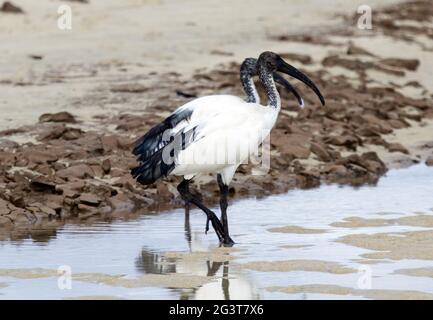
0, 0, 432, 240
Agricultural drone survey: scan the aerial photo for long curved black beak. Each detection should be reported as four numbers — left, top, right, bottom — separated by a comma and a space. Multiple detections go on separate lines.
273, 72, 304, 108
276, 57, 325, 106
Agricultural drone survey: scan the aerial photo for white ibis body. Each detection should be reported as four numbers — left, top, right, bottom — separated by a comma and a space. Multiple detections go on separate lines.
131, 51, 325, 245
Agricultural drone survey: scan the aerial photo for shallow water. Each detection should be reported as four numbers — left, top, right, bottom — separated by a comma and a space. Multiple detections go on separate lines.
1, 164, 433, 300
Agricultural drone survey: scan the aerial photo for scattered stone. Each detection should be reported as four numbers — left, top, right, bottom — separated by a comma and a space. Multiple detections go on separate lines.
102, 159, 111, 174
0, 1, 23, 13
109, 193, 135, 212
30, 176, 56, 193
347, 42, 375, 56
0, 139, 18, 150
62, 127, 82, 140
325, 135, 359, 149
39, 112, 76, 123
37, 124, 67, 141
79, 193, 101, 207
323, 164, 348, 176
176, 90, 197, 98
28, 54, 43, 60
380, 58, 420, 71
9, 194, 25, 208
101, 135, 119, 152
56, 164, 95, 180
426, 155, 433, 167
0, 128, 25, 137
24, 150, 58, 164
310, 142, 332, 162
387, 143, 409, 154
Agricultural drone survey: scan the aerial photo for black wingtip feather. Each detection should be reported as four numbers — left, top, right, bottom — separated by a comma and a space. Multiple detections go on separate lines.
131, 147, 176, 185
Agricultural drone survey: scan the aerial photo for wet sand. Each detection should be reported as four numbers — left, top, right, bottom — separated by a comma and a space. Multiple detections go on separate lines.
239, 260, 356, 274
266, 285, 433, 300
331, 214, 433, 228
337, 230, 433, 260
268, 225, 327, 234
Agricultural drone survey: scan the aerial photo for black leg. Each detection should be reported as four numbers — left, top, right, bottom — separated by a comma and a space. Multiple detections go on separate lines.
177, 179, 229, 243
183, 180, 210, 234
217, 174, 234, 246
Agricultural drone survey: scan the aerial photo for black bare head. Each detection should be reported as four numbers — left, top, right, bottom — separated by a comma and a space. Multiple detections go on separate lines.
257, 51, 325, 106
240, 57, 304, 107
257, 51, 280, 72
240, 57, 258, 76
240, 58, 260, 103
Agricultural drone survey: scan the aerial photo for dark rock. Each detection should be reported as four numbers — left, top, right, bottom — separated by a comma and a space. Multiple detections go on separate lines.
10, 194, 25, 208
28, 55, 43, 60
79, 193, 101, 207
176, 90, 197, 98
62, 128, 82, 140
387, 142, 409, 154
24, 150, 58, 164
347, 42, 376, 57
56, 164, 94, 180
30, 176, 56, 193
37, 124, 66, 141
0, 139, 19, 150
39, 112, 76, 123
102, 159, 111, 174
101, 135, 119, 152
310, 142, 332, 162
109, 193, 135, 212
0, 1, 23, 13
325, 135, 359, 149
380, 58, 420, 71
322, 164, 348, 176
89, 164, 104, 178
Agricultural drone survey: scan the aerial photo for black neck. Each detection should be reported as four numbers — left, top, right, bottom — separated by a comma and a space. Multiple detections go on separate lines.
240, 70, 259, 103
258, 65, 280, 109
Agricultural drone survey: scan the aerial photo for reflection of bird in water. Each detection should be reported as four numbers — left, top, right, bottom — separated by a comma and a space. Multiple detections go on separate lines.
135, 211, 258, 300
194, 260, 258, 300
135, 249, 176, 274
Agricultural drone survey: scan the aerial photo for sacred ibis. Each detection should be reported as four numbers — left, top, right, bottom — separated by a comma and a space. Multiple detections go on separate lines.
131, 51, 325, 245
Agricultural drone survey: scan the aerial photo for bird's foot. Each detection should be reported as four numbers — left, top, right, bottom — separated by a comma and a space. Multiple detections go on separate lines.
220, 236, 235, 247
